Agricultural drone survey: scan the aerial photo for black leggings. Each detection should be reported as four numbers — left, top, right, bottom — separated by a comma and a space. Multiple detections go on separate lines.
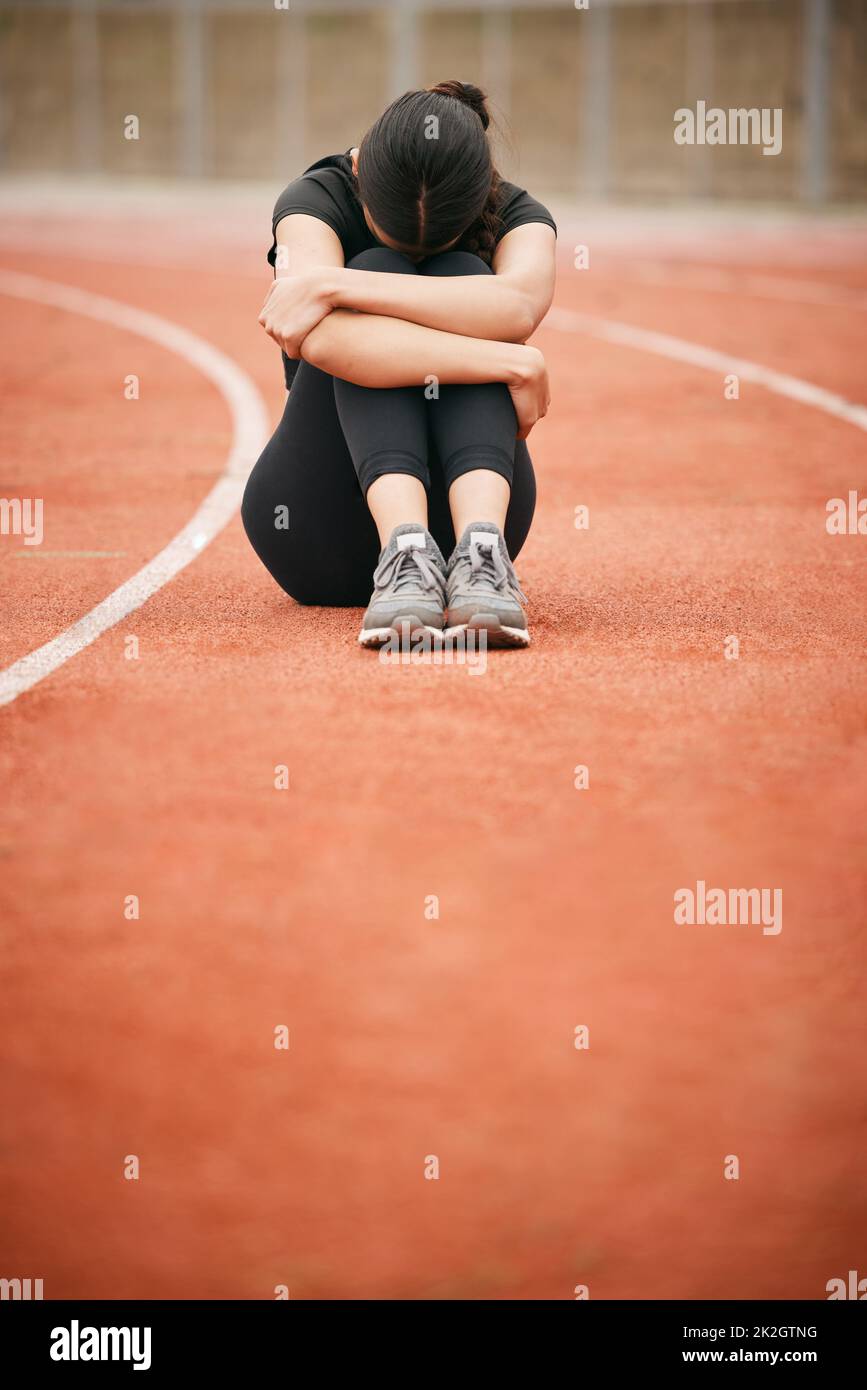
242, 247, 536, 606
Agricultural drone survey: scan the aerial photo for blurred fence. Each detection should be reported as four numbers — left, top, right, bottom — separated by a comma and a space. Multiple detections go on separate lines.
0, 0, 864, 202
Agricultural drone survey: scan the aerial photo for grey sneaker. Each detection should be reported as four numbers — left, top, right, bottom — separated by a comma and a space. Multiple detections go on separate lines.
445, 522, 530, 648
358, 523, 447, 647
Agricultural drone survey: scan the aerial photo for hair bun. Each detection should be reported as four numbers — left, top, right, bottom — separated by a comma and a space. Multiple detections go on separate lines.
428, 79, 490, 131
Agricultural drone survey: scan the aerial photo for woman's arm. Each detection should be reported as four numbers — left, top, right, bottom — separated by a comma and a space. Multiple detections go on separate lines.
264, 218, 556, 347
259, 214, 345, 357
300, 309, 549, 439
258, 214, 550, 436
326, 223, 557, 342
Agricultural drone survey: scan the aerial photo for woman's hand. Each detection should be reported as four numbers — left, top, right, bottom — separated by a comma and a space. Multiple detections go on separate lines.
258, 270, 337, 359
507, 345, 550, 440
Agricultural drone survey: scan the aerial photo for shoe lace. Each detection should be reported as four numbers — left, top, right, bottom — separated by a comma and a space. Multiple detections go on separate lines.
465, 538, 527, 602
375, 543, 445, 598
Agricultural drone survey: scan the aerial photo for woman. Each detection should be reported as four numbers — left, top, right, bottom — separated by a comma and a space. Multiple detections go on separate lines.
244, 80, 556, 648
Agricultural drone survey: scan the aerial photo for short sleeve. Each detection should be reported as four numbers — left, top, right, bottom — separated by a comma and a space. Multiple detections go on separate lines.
495, 184, 557, 245
267, 168, 353, 267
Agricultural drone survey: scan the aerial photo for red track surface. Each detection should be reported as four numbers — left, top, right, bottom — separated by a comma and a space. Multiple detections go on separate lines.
1, 197, 865, 1299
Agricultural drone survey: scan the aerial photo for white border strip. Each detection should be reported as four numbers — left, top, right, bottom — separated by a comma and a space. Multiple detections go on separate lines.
0, 270, 270, 707
545, 307, 867, 434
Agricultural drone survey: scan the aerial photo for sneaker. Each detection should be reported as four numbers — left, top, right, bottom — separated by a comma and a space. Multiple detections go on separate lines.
358, 523, 447, 647
445, 523, 529, 648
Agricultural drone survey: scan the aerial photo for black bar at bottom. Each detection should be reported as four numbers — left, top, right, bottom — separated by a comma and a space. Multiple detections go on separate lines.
1, 1298, 863, 1375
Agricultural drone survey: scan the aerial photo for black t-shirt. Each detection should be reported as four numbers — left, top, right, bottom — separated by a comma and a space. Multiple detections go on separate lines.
268, 150, 557, 388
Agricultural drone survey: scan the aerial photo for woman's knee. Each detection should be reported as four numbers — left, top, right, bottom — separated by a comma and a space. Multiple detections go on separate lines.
420, 250, 492, 279
346, 247, 418, 274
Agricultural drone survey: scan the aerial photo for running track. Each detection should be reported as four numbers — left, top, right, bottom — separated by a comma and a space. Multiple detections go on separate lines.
1, 188, 865, 1299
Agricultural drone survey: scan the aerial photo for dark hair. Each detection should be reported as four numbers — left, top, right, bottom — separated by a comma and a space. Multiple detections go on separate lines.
356, 79, 502, 264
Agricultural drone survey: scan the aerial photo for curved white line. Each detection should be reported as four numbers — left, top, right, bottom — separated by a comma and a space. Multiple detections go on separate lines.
0, 270, 270, 707
544, 307, 867, 435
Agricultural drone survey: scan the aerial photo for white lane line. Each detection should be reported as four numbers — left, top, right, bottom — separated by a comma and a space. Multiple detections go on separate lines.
0, 270, 270, 707
594, 262, 867, 313
544, 307, 867, 435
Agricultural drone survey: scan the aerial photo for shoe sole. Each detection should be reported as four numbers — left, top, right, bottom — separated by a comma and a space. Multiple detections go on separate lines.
358, 617, 444, 649
445, 614, 530, 649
